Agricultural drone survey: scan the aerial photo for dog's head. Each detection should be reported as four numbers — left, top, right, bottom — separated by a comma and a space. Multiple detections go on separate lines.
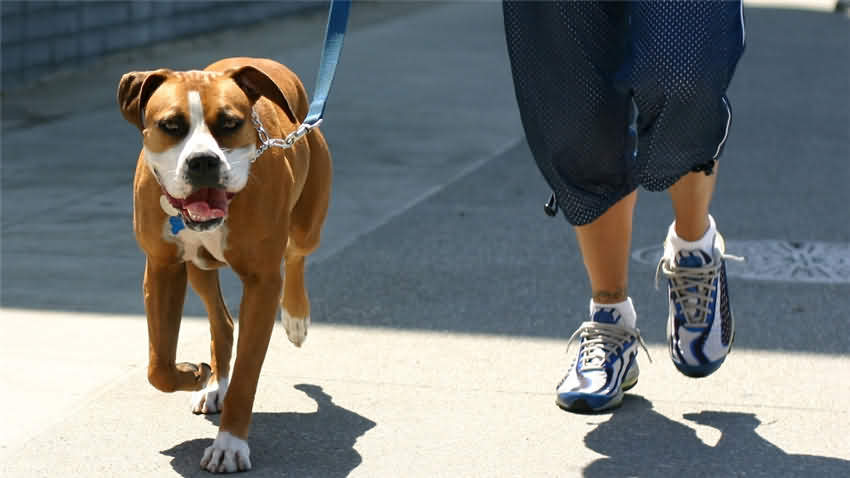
118, 66, 296, 231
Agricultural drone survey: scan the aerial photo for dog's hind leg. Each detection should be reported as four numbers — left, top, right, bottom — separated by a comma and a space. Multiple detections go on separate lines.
282, 254, 311, 347
281, 129, 331, 347
144, 259, 212, 393
187, 263, 234, 414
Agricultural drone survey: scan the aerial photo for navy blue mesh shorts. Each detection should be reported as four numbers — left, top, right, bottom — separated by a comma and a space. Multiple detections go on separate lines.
504, 1, 746, 226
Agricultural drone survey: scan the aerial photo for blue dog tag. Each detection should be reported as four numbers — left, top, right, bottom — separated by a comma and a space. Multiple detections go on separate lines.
169, 215, 185, 235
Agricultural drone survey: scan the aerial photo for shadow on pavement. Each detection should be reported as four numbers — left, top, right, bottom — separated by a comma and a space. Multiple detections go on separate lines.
161, 384, 376, 477
582, 395, 849, 477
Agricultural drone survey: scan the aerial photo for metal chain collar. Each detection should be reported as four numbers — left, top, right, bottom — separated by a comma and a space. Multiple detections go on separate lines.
250, 107, 322, 162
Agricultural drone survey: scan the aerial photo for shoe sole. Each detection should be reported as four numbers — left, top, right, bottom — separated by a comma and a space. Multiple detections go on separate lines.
673, 358, 725, 378
555, 376, 638, 413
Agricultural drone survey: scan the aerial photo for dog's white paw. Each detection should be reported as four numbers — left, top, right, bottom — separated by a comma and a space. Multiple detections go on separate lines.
191, 376, 229, 414
200, 431, 251, 473
283, 310, 310, 347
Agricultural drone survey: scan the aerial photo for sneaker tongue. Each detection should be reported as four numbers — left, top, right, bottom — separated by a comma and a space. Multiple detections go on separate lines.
591, 308, 621, 325
580, 309, 621, 368
675, 250, 713, 323
676, 250, 712, 268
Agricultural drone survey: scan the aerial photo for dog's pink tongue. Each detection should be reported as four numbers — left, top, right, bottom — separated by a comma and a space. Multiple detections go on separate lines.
184, 188, 228, 222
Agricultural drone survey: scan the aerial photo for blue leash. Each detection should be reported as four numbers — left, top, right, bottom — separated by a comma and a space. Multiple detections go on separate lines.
251, 0, 351, 156
304, 0, 351, 129
275, 0, 351, 147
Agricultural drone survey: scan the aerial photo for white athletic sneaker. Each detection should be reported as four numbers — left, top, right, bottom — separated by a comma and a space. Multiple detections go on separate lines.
658, 231, 740, 378
556, 307, 649, 412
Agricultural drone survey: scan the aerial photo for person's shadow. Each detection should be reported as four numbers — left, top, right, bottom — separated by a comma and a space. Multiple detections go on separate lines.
161, 384, 376, 477
583, 396, 849, 477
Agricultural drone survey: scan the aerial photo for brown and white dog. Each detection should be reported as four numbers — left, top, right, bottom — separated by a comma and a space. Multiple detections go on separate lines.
117, 57, 331, 473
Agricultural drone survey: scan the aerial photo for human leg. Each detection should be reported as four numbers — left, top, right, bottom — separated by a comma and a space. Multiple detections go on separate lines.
557, 190, 651, 412
628, 0, 745, 377
661, 169, 737, 378
669, 170, 718, 241
575, 190, 637, 306
503, 0, 648, 412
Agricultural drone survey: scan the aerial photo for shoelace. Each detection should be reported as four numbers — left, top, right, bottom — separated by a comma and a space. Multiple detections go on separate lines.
565, 321, 652, 372
655, 251, 744, 326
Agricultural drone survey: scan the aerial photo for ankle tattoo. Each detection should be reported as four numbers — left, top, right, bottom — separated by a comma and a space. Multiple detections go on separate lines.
592, 288, 628, 303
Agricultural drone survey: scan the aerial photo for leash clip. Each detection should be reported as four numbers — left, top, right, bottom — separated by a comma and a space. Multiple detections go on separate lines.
251, 107, 324, 162
284, 119, 323, 146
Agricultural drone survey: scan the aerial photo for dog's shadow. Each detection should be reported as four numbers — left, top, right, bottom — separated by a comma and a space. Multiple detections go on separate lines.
583, 395, 850, 477
161, 384, 376, 477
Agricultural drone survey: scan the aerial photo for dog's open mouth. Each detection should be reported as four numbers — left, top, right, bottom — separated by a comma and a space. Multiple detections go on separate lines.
163, 187, 235, 230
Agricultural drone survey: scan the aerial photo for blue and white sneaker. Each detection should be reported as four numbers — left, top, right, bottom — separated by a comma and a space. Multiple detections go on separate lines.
556, 307, 650, 412
658, 232, 739, 378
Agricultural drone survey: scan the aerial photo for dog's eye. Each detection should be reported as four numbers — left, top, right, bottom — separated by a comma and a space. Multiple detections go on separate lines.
218, 115, 243, 133
158, 117, 187, 136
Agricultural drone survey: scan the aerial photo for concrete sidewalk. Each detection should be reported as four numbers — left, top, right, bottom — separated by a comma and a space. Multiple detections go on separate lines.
2, 1, 848, 477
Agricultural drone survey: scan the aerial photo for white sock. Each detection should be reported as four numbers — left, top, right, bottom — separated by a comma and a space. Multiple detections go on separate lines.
667, 214, 717, 255
590, 297, 637, 330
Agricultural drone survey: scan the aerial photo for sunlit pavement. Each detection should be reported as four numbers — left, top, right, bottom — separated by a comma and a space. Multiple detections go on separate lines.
2, 2, 848, 476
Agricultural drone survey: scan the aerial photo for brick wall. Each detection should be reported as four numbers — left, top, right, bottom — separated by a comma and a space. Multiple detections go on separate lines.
1, 1, 319, 91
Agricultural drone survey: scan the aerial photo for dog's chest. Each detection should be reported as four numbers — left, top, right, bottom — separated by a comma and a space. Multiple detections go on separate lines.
164, 217, 229, 270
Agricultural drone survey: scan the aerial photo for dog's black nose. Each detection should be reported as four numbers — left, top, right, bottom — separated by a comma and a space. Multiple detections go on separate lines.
186, 155, 222, 186
187, 155, 221, 175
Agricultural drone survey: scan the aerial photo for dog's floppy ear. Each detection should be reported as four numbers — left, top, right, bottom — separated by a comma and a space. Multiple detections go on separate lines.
117, 69, 171, 131
228, 66, 298, 124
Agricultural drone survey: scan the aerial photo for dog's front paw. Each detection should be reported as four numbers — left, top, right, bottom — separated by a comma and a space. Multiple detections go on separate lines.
200, 431, 251, 473
191, 376, 229, 414
283, 311, 311, 348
